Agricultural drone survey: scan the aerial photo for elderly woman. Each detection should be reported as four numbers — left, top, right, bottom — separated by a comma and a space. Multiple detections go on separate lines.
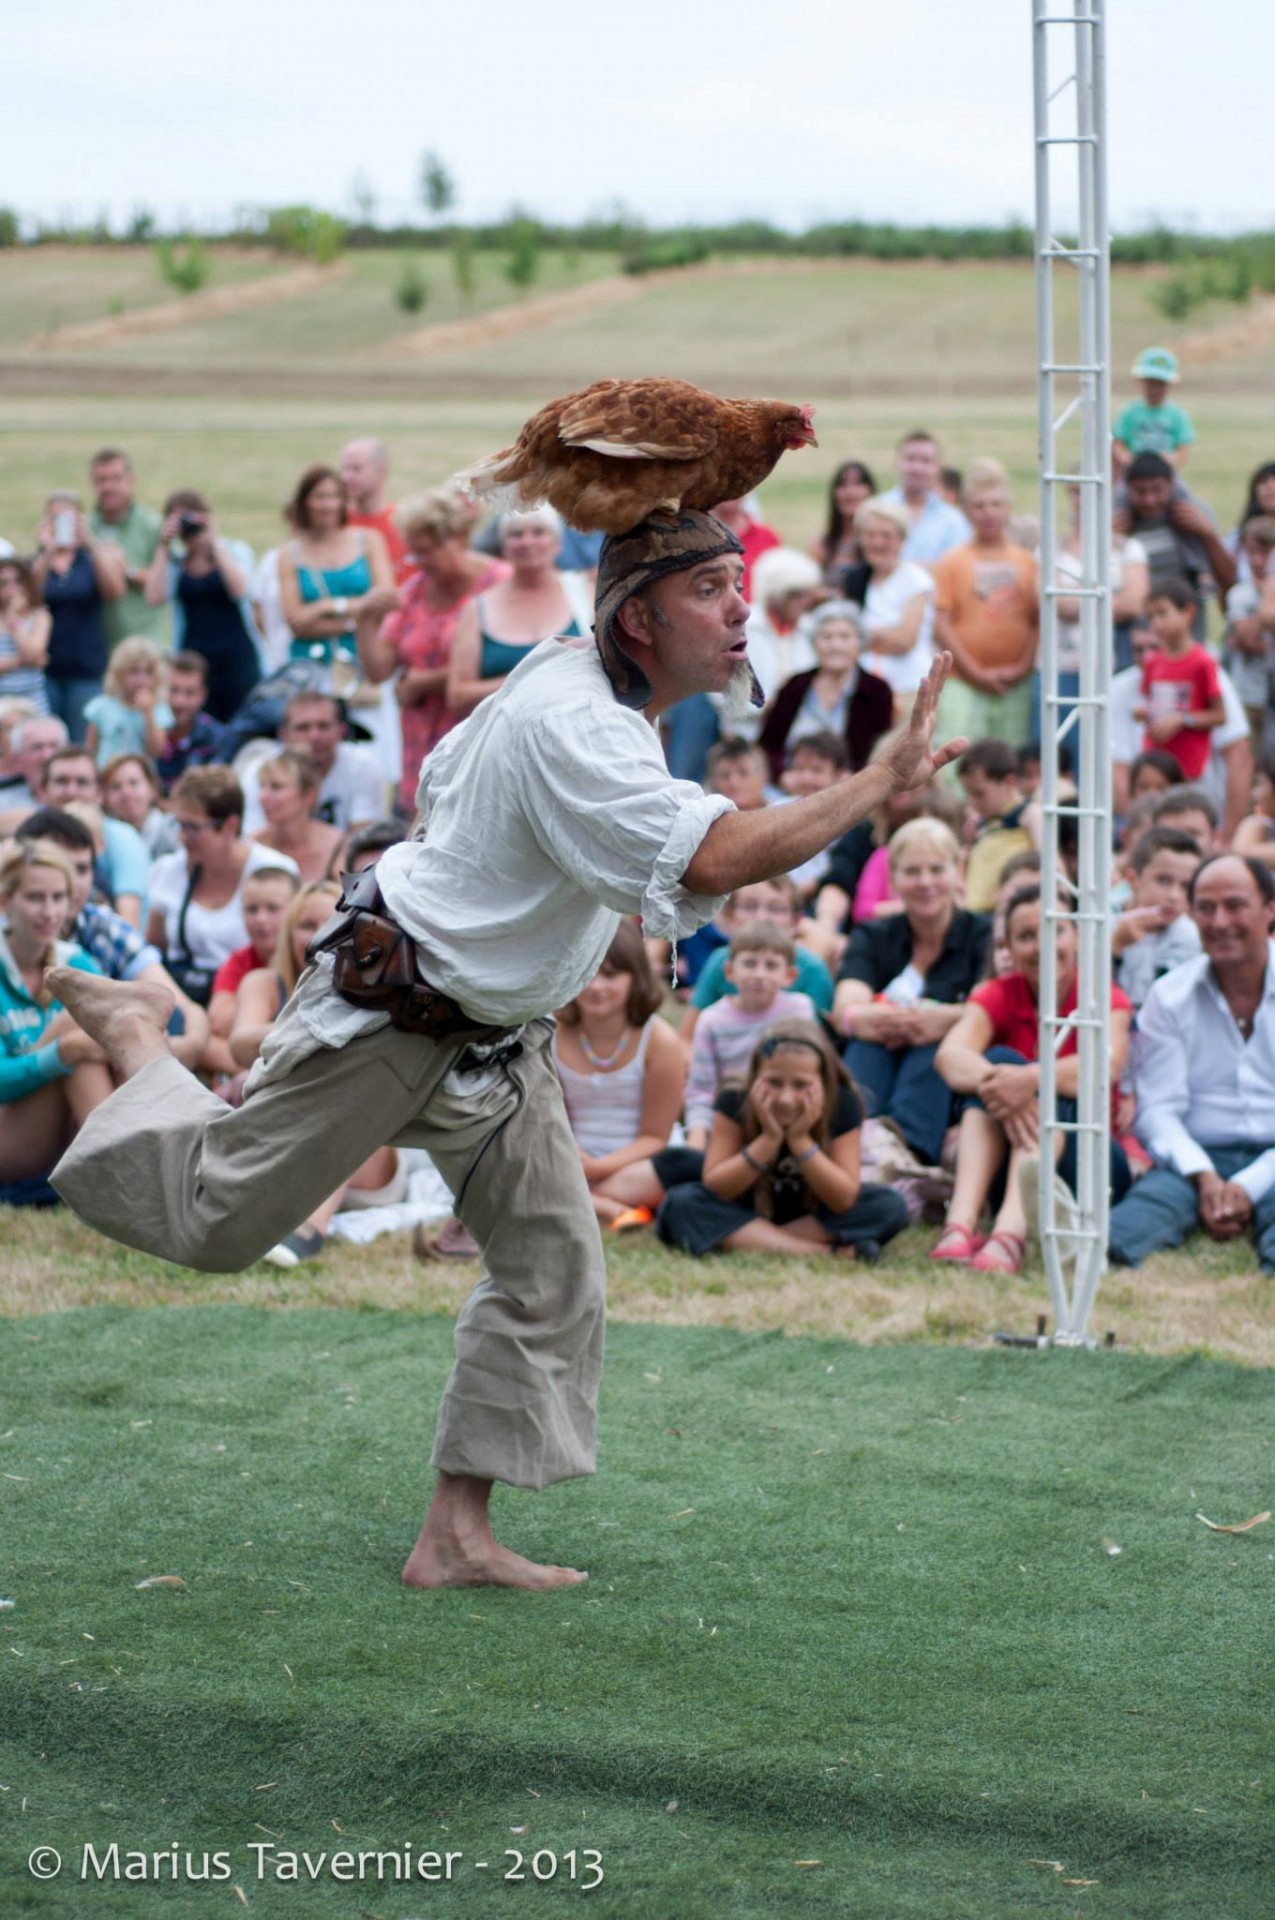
731, 548, 822, 738
445, 506, 592, 718
833, 818, 990, 1165
931, 884, 1132, 1274
759, 599, 894, 783
355, 488, 509, 811
856, 495, 936, 711
143, 490, 263, 722
146, 765, 298, 1005
809, 459, 876, 589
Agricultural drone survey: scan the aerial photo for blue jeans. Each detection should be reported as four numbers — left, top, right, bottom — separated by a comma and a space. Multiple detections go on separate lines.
845, 1038, 951, 1165
47, 674, 102, 745
661, 693, 720, 784
1108, 1145, 1275, 1272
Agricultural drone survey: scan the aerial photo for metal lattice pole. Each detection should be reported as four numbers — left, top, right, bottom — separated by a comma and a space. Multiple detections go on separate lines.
1032, 0, 1111, 1346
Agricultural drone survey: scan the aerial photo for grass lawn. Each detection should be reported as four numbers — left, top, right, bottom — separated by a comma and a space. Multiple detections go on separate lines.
1, 1307, 1271, 1918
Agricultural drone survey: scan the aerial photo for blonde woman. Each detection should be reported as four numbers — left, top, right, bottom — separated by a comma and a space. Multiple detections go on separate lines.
83, 636, 171, 769
0, 840, 112, 1181
229, 880, 404, 1265
833, 817, 991, 1165
355, 488, 508, 810
250, 748, 344, 885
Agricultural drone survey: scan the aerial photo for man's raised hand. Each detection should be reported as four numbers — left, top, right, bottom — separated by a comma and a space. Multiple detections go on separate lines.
879, 652, 969, 794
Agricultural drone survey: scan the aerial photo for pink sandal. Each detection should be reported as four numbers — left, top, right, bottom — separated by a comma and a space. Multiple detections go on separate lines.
929, 1223, 986, 1264
970, 1229, 1026, 1274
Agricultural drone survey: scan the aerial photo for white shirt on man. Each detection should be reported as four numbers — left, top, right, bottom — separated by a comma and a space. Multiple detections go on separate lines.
1132, 939, 1275, 1202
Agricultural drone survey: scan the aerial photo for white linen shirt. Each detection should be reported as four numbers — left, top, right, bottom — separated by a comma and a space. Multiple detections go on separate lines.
372, 637, 732, 1026
1132, 940, 1275, 1201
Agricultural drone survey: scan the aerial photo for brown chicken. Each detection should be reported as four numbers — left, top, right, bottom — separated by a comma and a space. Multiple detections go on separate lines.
458, 377, 817, 535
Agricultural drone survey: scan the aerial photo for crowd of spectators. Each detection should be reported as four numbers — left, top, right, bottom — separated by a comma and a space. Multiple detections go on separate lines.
4, 343, 1275, 1287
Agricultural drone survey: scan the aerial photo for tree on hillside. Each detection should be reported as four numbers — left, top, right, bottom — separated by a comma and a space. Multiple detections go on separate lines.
505, 218, 541, 292
420, 153, 456, 225
349, 172, 378, 230
452, 229, 476, 308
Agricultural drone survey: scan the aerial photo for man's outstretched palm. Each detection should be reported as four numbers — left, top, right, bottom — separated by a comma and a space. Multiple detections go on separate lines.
880, 651, 969, 793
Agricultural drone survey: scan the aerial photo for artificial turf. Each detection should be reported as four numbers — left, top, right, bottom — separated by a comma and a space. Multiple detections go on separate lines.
0, 1307, 1270, 1918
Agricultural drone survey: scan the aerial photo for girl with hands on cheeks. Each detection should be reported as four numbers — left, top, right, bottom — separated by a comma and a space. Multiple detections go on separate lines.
655, 1019, 909, 1262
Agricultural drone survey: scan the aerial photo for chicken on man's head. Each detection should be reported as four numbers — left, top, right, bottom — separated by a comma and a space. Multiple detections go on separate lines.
592, 508, 762, 715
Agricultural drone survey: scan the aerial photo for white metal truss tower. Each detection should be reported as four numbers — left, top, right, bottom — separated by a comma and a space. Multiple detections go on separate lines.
1032, 0, 1112, 1345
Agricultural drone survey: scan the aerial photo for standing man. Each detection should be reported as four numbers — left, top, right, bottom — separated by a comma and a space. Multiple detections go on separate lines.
88, 448, 169, 653
1115, 453, 1236, 636
881, 430, 971, 566
49, 510, 966, 1591
341, 438, 409, 580
1109, 853, 1275, 1273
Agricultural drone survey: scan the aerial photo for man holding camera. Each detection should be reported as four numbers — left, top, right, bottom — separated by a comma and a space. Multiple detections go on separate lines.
87, 447, 169, 653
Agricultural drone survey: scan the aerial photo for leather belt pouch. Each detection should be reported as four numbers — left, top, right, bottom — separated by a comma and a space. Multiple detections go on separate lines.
306, 869, 499, 1041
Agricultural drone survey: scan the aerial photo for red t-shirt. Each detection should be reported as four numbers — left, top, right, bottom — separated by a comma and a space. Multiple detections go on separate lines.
212, 943, 268, 999
969, 970, 1132, 1119
348, 505, 410, 582
1140, 643, 1220, 780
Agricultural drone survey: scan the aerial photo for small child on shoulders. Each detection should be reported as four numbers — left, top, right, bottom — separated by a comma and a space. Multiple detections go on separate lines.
1113, 347, 1195, 473
657, 1017, 909, 1261
683, 921, 817, 1148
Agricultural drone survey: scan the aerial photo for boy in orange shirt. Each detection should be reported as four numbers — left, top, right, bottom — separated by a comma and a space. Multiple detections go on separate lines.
932, 459, 1039, 751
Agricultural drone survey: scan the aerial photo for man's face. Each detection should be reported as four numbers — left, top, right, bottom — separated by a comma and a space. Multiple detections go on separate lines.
41, 755, 98, 806
1192, 859, 1273, 969
897, 437, 940, 497
167, 670, 205, 728
91, 458, 133, 521
639, 560, 750, 704
282, 703, 341, 772
15, 720, 66, 785
1127, 475, 1173, 522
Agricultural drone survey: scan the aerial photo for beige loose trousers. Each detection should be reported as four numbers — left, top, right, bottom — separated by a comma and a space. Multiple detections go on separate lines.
52, 1012, 606, 1491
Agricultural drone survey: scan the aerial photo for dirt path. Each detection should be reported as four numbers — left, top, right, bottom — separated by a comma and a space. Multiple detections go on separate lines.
28, 261, 352, 353
381, 272, 655, 358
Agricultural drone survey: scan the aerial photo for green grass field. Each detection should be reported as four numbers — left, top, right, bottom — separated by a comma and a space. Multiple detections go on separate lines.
2, 1310, 1271, 1919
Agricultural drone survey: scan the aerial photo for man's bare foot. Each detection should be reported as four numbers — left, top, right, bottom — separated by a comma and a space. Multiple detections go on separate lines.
44, 970, 174, 1081
400, 1471, 587, 1592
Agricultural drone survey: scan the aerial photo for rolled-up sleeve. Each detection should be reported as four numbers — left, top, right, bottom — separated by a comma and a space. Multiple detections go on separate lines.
1132, 989, 1213, 1179
522, 711, 735, 941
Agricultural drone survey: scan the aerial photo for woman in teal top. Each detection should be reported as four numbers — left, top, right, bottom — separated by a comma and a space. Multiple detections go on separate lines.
0, 840, 112, 1183
446, 506, 594, 718
277, 465, 394, 674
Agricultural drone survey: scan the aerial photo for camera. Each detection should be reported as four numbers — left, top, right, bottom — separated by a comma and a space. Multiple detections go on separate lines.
179, 513, 205, 540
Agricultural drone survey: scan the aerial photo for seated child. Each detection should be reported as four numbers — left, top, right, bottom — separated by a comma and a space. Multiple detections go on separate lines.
656, 1017, 909, 1261
705, 736, 781, 812
684, 922, 817, 1148
553, 918, 691, 1231
777, 729, 850, 903
1112, 826, 1201, 1010
680, 876, 834, 1056
1150, 783, 1217, 856
203, 864, 300, 1083
958, 738, 1041, 913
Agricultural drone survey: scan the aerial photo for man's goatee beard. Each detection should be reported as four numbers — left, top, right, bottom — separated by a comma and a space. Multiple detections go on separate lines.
719, 658, 756, 726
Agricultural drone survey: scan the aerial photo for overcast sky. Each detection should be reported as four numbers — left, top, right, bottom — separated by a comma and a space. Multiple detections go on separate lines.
6, 0, 1268, 234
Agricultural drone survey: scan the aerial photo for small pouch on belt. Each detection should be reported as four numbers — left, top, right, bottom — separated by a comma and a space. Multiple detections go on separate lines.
306, 869, 419, 1011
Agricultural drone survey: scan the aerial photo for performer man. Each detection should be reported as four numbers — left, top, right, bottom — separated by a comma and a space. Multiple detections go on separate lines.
50, 510, 965, 1592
